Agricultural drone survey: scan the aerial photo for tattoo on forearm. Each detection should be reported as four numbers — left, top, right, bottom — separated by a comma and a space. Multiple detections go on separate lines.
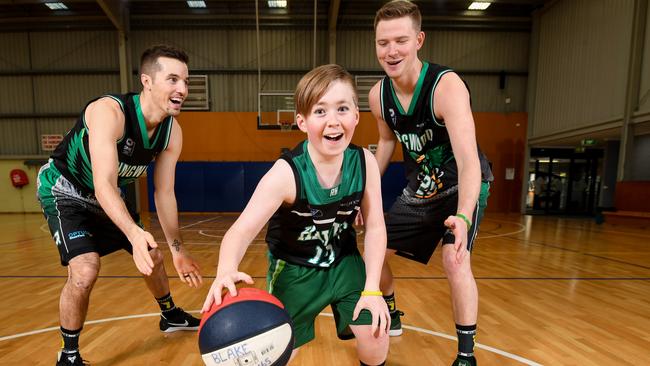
172, 239, 181, 252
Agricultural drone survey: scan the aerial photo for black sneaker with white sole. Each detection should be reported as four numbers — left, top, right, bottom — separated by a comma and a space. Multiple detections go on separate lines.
389, 310, 404, 336
56, 350, 88, 366
159, 308, 200, 333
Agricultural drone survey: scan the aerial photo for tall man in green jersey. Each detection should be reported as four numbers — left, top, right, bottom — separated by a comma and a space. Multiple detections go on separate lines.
37, 45, 203, 366
202, 64, 390, 366
369, 1, 493, 366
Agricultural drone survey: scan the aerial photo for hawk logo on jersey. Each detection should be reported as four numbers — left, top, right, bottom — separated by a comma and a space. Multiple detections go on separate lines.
410, 144, 452, 198
122, 138, 135, 156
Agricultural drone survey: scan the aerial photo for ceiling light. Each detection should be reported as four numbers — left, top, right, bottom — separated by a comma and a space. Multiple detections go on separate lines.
468, 2, 491, 10
268, 0, 287, 8
45, 2, 68, 10
187, 1, 207, 8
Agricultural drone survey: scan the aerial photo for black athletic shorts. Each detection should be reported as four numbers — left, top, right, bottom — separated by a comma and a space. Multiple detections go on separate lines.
385, 182, 490, 264
37, 162, 141, 266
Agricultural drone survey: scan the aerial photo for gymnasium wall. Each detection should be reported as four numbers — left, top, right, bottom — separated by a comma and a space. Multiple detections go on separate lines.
0, 160, 41, 213
143, 111, 527, 213
531, 0, 643, 143
0, 25, 529, 154
631, 134, 650, 180
2, 18, 526, 213
638, 1, 650, 116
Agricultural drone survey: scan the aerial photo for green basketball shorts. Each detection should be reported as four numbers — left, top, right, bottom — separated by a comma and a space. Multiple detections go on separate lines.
267, 251, 373, 348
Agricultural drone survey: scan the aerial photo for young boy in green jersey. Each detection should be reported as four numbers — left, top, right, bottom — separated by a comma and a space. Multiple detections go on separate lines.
202, 64, 390, 366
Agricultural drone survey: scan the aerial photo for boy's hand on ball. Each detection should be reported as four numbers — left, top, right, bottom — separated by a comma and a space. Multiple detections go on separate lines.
201, 271, 254, 312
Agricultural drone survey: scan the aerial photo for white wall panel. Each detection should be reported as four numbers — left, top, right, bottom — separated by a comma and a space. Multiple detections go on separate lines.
30, 31, 118, 69
133, 29, 230, 68
463, 75, 527, 112
422, 31, 529, 71
337, 30, 376, 69
33, 75, 120, 114
0, 120, 38, 155
337, 29, 529, 72
132, 29, 325, 70
0, 118, 75, 155
0, 76, 34, 114
210, 73, 304, 111
532, 0, 633, 138
0, 33, 30, 71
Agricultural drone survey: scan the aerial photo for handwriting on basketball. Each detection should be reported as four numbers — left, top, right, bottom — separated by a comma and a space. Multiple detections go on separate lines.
208, 343, 273, 366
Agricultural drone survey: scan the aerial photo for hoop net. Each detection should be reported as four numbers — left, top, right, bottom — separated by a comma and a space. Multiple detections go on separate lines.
279, 120, 293, 133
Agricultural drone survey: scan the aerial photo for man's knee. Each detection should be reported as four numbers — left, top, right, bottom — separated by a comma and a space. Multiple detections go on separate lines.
68, 255, 100, 290
149, 248, 164, 266
441, 250, 472, 280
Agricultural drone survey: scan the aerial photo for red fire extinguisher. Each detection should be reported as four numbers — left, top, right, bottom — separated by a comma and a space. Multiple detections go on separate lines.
10, 169, 29, 188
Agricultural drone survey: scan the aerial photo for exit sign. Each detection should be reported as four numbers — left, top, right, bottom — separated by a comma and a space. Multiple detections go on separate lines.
581, 139, 597, 146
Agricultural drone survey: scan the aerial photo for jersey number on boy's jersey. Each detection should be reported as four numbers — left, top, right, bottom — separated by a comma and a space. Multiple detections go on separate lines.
298, 221, 349, 266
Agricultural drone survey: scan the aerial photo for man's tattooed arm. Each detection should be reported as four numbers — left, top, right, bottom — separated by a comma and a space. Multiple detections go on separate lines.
172, 239, 182, 252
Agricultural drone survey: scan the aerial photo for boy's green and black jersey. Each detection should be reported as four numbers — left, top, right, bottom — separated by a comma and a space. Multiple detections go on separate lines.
379, 61, 493, 199
265, 140, 366, 268
48, 93, 174, 194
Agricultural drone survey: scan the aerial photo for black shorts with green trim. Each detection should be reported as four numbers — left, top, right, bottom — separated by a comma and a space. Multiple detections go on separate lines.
37, 163, 141, 266
266, 251, 373, 348
385, 182, 490, 264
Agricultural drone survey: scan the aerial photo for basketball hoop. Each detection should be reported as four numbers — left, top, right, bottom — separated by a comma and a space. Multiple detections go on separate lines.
279, 120, 293, 133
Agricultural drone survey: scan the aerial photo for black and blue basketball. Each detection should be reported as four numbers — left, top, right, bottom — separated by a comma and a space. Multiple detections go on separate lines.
198, 287, 294, 366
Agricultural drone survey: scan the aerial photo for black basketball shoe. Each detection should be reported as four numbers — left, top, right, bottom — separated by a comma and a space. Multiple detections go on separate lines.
56, 350, 88, 365
389, 310, 404, 336
452, 356, 476, 366
159, 308, 200, 333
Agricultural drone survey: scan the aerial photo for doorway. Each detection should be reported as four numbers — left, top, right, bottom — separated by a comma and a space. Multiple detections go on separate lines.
526, 148, 603, 215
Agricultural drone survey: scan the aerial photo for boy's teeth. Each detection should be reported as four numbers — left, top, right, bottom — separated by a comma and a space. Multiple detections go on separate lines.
325, 133, 343, 141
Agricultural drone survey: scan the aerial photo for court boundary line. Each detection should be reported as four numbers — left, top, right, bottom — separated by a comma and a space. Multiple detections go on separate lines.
0, 311, 542, 365
38, 215, 224, 235
179, 215, 223, 229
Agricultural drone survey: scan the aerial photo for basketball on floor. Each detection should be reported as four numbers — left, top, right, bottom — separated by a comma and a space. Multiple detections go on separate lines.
199, 288, 294, 366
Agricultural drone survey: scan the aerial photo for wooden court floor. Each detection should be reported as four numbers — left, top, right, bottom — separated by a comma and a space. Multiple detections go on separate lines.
0, 212, 648, 365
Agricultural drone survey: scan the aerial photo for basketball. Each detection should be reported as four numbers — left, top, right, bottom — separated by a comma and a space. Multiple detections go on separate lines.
198, 287, 294, 366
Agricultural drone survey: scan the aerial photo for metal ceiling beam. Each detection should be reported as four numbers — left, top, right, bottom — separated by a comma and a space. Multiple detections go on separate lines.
328, 0, 340, 63
96, 1, 131, 93
0, 15, 107, 23
96, 0, 126, 32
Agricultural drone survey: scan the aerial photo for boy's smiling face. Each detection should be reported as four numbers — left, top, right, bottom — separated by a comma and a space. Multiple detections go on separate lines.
297, 80, 359, 159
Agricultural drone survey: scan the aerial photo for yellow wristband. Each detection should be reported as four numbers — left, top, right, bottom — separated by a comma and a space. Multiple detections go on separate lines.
361, 290, 383, 297
456, 213, 472, 229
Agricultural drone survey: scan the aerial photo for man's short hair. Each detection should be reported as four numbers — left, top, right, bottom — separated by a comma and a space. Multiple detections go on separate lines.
374, 0, 422, 31
140, 44, 189, 76
294, 64, 358, 117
